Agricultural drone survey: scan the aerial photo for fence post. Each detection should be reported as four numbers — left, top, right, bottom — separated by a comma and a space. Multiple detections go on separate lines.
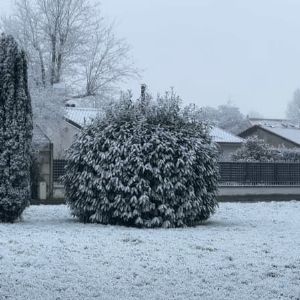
49, 143, 54, 200
274, 163, 278, 185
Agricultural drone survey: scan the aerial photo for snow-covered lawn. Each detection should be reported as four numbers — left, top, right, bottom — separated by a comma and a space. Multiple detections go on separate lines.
0, 202, 299, 300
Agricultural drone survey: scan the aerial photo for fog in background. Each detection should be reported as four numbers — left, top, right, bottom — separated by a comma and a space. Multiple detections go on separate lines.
2, 0, 300, 118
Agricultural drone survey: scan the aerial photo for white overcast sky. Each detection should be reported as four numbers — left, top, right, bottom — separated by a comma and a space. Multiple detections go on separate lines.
2, 0, 300, 117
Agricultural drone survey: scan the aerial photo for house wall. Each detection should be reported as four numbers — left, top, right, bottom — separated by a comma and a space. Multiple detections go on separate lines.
38, 147, 53, 198
240, 127, 298, 149
51, 122, 80, 158
32, 144, 53, 201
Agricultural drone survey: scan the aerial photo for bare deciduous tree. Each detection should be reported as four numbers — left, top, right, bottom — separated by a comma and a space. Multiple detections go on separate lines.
1, 0, 47, 86
31, 86, 65, 132
182, 102, 249, 134
81, 23, 138, 96
1, 0, 138, 99
37, 0, 93, 85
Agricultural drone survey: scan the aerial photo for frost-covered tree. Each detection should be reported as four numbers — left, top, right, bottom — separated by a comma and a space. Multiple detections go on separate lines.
232, 136, 300, 162
0, 34, 33, 222
273, 147, 300, 162
0, 0, 47, 87
231, 136, 274, 162
31, 85, 65, 141
79, 23, 138, 97
286, 89, 300, 122
63, 89, 219, 228
183, 102, 248, 134
195, 105, 219, 124
1, 0, 138, 98
247, 110, 264, 119
217, 104, 248, 134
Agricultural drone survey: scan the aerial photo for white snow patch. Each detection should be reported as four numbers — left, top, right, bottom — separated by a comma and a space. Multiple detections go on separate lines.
0, 202, 299, 300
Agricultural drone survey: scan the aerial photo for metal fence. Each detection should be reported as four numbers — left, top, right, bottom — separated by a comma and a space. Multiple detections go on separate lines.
53, 160, 67, 182
219, 162, 300, 186
53, 160, 300, 186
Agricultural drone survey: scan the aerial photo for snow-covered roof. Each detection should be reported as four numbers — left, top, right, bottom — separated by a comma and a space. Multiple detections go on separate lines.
246, 118, 300, 146
65, 94, 112, 109
260, 127, 300, 146
66, 96, 98, 108
65, 107, 103, 128
65, 110, 243, 144
211, 127, 244, 144
248, 118, 300, 129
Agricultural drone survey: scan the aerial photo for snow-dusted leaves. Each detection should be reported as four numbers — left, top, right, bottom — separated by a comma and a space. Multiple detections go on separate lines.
63, 118, 219, 228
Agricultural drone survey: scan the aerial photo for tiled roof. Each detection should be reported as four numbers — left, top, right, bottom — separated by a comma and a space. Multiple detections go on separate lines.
211, 127, 244, 144
65, 107, 103, 128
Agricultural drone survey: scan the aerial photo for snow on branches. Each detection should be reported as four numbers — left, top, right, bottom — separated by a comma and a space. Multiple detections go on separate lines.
0, 34, 33, 222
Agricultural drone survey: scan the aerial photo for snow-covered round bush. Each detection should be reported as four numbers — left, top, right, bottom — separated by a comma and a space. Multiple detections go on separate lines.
63, 90, 219, 228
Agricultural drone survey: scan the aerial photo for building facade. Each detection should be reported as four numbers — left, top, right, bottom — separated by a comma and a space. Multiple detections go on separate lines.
239, 118, 300, 149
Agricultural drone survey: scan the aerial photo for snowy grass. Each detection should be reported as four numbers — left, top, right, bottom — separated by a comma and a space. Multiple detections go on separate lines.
0, 202, 300, 300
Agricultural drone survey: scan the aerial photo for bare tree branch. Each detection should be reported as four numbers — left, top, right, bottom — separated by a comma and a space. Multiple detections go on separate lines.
1, 0, 140, 103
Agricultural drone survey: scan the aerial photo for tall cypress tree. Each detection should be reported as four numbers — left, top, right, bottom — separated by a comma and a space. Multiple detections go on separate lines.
0, 34, 33, 222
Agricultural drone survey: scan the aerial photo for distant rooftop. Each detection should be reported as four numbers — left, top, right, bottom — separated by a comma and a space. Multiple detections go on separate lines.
65, 94, 111, 109
211, 127, 244, 144
65, 107, 103, 128
65, 108, 243, 144
248, 118, 300, 129
245, 118, 300, 146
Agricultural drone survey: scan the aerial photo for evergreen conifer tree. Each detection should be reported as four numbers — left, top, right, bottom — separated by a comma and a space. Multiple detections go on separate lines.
0, 34, 33, 222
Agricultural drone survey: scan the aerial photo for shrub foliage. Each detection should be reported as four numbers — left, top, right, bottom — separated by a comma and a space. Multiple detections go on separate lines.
0, 34, 33, 222
231, 136, 275, 162
63, 90, 219, 227
232, 136, 300, 162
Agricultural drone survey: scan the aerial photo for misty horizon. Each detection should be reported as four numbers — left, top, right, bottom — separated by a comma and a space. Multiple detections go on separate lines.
1, 0, 300, 118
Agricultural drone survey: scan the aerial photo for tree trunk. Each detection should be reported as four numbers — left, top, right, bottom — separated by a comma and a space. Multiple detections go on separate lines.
50, 34, 56, 85
55, 52, 63, 84
38, 48, 46, 87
